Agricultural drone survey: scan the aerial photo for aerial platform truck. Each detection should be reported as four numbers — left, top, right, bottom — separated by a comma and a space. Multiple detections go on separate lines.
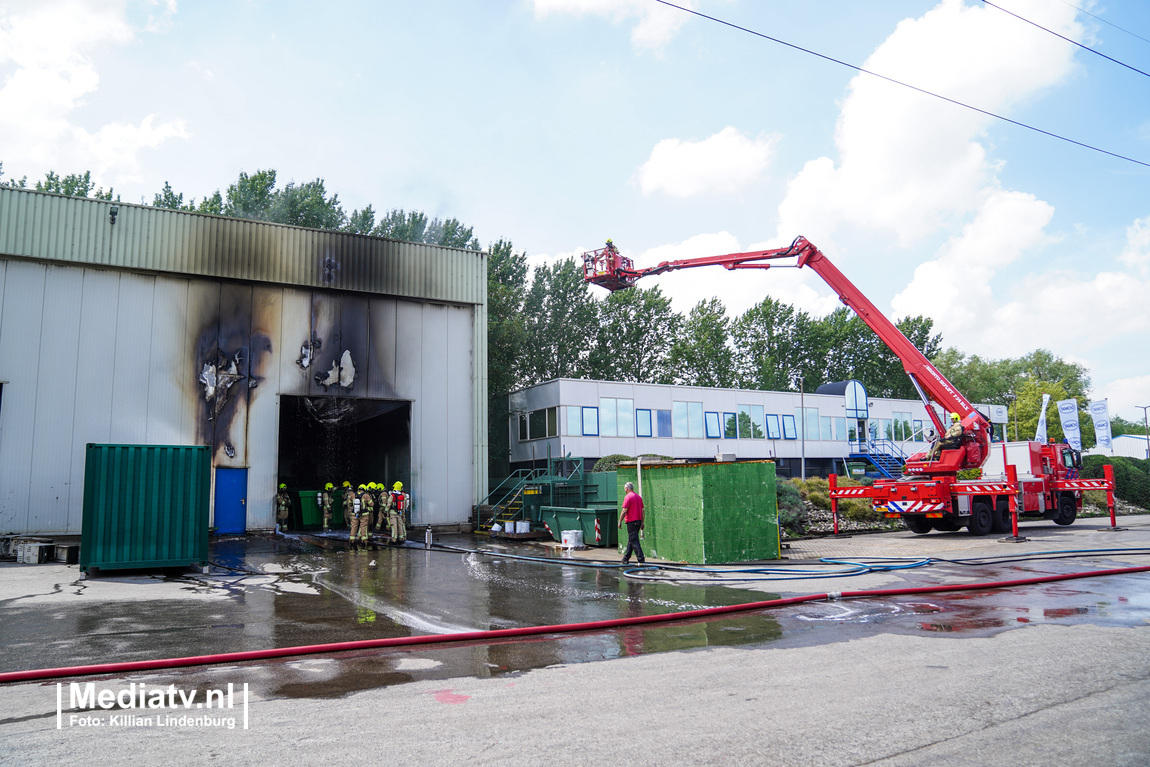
582, 237, 1116, 535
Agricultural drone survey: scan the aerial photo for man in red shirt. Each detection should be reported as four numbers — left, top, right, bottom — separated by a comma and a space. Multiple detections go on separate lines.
618, 481, 645, 566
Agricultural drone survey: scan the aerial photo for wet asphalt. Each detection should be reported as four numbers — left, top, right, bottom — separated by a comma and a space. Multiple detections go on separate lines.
3, 519, 1150, 702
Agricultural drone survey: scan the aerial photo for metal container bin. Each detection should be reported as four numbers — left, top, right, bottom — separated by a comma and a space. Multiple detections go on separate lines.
296, 490, 322, 530
81, 444, 211, 573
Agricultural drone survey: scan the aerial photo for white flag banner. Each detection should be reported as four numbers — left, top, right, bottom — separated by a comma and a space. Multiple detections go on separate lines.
1056, 399, 1082, 451
1035, 393, 1051, 443
1089, 399, 1112, 451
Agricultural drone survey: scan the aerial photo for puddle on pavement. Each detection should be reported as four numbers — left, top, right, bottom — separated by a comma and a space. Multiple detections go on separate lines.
5, 535, 1149, 700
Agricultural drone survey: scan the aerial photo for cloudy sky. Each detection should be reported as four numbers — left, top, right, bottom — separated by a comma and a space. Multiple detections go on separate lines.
2, 0, 1148, 420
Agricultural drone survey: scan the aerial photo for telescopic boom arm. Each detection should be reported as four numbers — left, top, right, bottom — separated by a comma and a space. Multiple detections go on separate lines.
582, 237, 989, 446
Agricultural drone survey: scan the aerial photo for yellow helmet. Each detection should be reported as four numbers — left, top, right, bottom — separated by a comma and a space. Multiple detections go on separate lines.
324, 482, 333, 491
358, 484, 366, 491
950, 412, 960, 421
343, 480, 351, 487
393, 481, 403, 491
279, 483, 286, 490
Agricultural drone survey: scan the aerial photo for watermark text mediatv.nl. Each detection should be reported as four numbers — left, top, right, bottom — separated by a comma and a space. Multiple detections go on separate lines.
56, 682, 249, 730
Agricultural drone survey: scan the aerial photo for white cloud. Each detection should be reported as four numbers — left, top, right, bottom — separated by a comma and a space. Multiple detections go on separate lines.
0, 0, 187, 185
637, 127, 778, 198
1120, 215, 1150, 275
530, 0, 691, 50
774, 0, 1080, 247
1101, 375, 1150, 423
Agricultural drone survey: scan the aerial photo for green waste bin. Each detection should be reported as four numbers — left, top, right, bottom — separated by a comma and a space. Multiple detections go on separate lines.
539, 506, 619, 547
846, 462, 867, 478
297, 491, 322, 530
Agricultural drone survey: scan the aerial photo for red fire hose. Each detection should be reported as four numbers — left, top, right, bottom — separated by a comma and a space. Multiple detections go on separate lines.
3, 565, 1148, 684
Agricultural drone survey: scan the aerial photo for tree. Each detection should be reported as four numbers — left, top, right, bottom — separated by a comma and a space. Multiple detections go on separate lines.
224, 169, 278, 220
486, 238, 529, 477
669, 298, 735, 387
426, 217, 480, 250
345, 205, 376, 235
268, 178, 346, 230
152, 181, 195, 210
30, 169, 114, 200
520, 258, 599, 384
197, 190, 223, 215
373, 209, 428, 242
590, 285, 680, 384
1112, 415, 1147, 438
731, 297, 806, 391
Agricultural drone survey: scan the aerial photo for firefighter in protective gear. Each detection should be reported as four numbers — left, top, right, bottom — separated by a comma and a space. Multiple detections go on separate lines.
927, 413, 965, 461
386, 481, 409, 543
349, 484, 373, 550
342, 481, 355, 528
275, 484, 292, 529
372, 482, 388, 533
320, 483, 334, 531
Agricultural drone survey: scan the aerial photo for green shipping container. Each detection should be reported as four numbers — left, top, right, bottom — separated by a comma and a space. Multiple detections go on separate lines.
616, 461, 779, 564
81, 444, 211, 573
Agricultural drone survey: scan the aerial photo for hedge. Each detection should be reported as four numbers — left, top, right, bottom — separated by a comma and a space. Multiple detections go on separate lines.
1082, 455, 1150, 508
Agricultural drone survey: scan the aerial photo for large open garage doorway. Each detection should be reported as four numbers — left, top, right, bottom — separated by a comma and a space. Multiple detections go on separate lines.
277, 396, 411, 503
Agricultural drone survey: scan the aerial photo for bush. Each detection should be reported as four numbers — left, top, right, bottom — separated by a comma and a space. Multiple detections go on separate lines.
592, 454, 632, 473
1082, 456, 1150, 508
957, 468, 983, 480
777, 480, 807, 536
792, 475, 883, 522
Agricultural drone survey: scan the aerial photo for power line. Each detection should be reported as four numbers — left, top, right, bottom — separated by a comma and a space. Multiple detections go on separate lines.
982, 0, 1150, 80
1058, 0, 1150, 48
654, 0, 1150, 169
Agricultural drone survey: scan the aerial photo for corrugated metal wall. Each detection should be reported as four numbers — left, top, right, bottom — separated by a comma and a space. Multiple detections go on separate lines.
0, 260, 481, 534
0, 187, 485, 306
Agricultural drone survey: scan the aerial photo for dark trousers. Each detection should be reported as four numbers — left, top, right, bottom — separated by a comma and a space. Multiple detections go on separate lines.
622, 520, 644, 563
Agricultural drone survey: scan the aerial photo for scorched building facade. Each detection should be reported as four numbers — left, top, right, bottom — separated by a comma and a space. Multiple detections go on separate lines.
0, 188, 487, 535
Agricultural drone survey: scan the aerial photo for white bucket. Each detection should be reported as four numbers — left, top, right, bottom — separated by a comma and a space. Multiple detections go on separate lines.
516, 520, 530, 534
561, 530, 583, 549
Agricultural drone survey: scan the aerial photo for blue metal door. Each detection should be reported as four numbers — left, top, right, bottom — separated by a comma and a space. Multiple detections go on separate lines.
214, 468, 248, 534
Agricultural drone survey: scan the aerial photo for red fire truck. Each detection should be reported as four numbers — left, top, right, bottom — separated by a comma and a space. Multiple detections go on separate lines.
582, 237, 1116, 535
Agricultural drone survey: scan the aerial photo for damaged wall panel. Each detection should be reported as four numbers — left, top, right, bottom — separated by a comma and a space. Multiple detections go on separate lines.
278, 289, 312, 397
213, 282, 255, 466
145, 277, 192, 445
419, 304, 450, 524
307, 291, 340, 398
446, 305, 474, 527
367, 297, 398, 400
246, 285, 283, 529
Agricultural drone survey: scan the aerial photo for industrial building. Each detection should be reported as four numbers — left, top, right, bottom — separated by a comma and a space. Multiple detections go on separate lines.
509, 378, 1009, 477
0, 187, 487, 535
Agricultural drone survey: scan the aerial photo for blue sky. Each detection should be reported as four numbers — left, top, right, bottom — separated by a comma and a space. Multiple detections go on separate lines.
2, 0, 1148, 421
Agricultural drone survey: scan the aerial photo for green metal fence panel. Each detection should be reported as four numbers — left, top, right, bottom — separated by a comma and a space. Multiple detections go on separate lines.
81, 444, 211, 572
616, 461, 778, 564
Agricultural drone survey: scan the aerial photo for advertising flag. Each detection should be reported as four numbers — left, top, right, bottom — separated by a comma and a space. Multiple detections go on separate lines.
1035, 393, 1051, 443
1056, 399, 1082, 451
1089, 399, 1112, 451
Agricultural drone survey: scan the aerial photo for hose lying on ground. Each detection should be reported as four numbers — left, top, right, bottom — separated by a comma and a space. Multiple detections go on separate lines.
4, 564, 1149, 684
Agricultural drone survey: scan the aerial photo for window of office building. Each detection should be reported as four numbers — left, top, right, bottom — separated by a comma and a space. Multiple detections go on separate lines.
637, 409, 653, 437
705, 411, 722, 439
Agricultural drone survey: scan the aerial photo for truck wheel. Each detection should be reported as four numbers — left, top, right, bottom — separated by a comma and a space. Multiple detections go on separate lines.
992, 499, 1011, 533
1054, 495, 1077, 526
904, 516, 932, 534
968, 502, 993, 536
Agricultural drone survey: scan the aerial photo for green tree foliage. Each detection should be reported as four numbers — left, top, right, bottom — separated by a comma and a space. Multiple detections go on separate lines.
731, 297, 805, 391
1082, 456, 1150, 508
27, 169, 115, 200
373, 208, 428, 241
269, 178, 347, 230
0, 162, 27, 188
197, 190, 223, 215
669, 298, 735, 387
152, 181, 195, 210
520, 258, 599, 384
223, 169, 279, 220
1111, 416, 1148, 437
486, 238, 529, 477
591, 285, 680, 383
345, 204, 376, 235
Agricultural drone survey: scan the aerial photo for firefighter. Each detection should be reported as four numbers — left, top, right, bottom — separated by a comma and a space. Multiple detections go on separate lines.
341, 480, 355, 528
372, 482, 388, 534
275, 484, 292, 530
320, 482, 334, 531
386, 481, 409, 544
928, 413, 965, 460
348, 484, 373, 550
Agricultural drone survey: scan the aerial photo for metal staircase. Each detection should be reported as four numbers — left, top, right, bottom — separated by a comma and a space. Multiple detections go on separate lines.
474, 469, 541, 532
848, 439, 908, 479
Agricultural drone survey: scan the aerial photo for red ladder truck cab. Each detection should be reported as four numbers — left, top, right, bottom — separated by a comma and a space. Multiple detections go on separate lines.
582, 236, 1117, 536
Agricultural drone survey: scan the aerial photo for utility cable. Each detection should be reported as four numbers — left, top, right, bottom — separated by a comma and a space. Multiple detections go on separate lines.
1057, 0, 1150, 48
982, 0, 1150, 80
653, 0, 1150, 169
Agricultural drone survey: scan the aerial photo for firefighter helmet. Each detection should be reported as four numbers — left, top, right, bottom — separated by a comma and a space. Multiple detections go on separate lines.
950, 412, 960, 421
393, 481, 403, 491
279, 483, 286, 490
358, 484, 366, 491
324, 482, 334, 491
343, 480, 351, 487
